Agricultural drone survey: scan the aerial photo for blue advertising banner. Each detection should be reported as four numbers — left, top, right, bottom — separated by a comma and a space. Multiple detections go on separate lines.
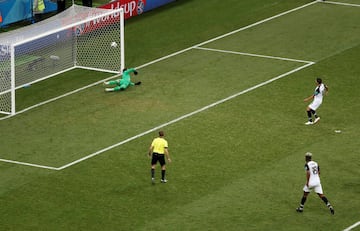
0, 0, 32, 27
0, 0, 57, 28
144, 0, 175, 12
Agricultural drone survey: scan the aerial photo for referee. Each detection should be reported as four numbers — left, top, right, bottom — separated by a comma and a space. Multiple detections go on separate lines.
148, 131, 171, 183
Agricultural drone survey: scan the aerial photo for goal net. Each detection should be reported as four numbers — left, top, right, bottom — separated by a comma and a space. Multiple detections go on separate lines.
0, 5, 124, 115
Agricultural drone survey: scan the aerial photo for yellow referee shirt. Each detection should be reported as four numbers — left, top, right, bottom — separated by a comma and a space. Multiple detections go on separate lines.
151, 137, 168, 154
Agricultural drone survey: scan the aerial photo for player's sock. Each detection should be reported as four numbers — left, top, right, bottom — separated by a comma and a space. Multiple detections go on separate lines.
301, 196, 307, 205
161, 170, 166, 180
307, 111, 312, 122
321, 196, 329, 205
151, 169, 155, 178
311, 109, 318, 117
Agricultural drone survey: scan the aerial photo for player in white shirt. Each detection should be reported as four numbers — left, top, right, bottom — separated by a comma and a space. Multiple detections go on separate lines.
304, 78, 328, 125
296, 152, 334, 214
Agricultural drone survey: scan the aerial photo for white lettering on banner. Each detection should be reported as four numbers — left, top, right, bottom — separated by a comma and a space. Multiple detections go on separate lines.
0, 45, 9, 56
110, 1, 137, 17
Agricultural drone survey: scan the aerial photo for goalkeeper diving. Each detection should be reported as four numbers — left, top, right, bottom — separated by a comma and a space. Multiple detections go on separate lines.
104, 68, 141, 92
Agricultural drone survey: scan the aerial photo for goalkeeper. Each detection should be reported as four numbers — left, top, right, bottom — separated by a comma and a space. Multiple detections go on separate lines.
104, 68, 141, 92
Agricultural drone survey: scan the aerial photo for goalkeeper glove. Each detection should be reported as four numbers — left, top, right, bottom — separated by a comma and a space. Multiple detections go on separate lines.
134, 70, 138, 75
135, 81, 141, 85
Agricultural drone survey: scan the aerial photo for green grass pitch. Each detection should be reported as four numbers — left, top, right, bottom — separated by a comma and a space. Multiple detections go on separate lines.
0, 0, 360, 230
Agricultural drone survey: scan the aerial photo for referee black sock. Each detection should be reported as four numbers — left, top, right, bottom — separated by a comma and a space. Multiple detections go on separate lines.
151, 169, 155, 178
161, 170, 166, 180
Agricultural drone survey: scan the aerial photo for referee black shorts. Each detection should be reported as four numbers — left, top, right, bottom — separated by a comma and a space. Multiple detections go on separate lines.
151, 153, 166, 166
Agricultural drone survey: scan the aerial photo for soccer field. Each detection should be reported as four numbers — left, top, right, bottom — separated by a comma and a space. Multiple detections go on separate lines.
0, 0, 359, 230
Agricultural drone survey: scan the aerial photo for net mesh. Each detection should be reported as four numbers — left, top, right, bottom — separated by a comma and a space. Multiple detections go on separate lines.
0, 5, 123, 115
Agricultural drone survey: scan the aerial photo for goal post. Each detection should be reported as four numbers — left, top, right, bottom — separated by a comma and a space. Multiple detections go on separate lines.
0, 5, 124, 116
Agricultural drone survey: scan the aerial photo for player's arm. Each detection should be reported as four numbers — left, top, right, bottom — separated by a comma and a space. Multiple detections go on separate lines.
304, 95, 314, 102
164, 147, 171, 163
306, 170, 310, 187
305, 164, 310, 186
324, 85, 329, 95
124, 68, 138, 75
148, 145, 154, 157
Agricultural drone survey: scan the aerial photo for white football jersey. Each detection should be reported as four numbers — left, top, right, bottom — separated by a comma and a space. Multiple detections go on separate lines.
305, 160, 321, 187
313, 83, 326, 102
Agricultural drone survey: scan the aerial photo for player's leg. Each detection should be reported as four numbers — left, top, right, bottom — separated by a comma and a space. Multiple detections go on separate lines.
296, 191, 309, 212
104, 80, 119, 86
311, 109, 320, 124
105, 88, 115, 92
317, 194, 334, 214
315, 185, 334, 214
151, 154, 158, 184
305, 107, 313, 125
112, 84, 126, 91
297, 184, 310, 212
159, 155, 167, 183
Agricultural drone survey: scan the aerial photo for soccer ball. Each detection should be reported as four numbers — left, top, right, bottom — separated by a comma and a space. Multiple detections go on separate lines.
111, 42, 118, 48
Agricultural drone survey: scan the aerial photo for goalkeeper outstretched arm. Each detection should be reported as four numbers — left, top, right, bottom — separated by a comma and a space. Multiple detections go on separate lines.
123, 68, 138, 75
104, 67, 140, 92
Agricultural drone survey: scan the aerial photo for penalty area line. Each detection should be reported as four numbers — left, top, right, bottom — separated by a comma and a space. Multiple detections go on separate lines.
343, 221, 360, 231
57, 61, 315, 170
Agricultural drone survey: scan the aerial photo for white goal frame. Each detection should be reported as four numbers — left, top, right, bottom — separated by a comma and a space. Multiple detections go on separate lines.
0, 5, 124, 115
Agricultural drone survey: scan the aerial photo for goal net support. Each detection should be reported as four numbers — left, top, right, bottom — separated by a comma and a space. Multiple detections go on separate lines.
0, 5, 124, 115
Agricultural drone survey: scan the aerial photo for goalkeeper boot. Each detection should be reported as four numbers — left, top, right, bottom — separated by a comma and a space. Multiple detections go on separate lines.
105, 88, 114, 92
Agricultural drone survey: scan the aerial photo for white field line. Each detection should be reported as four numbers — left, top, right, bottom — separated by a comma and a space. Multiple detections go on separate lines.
0, 1, 319, 170
322, 1, 360, 7
56, 61, 315, 170
194, 47, 314, 64
0, 0, 317, 121
343, 221, 360, 231
0, 158, 58, 170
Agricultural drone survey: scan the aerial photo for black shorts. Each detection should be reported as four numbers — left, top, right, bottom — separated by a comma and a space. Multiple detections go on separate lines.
151, 153, 166, 166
